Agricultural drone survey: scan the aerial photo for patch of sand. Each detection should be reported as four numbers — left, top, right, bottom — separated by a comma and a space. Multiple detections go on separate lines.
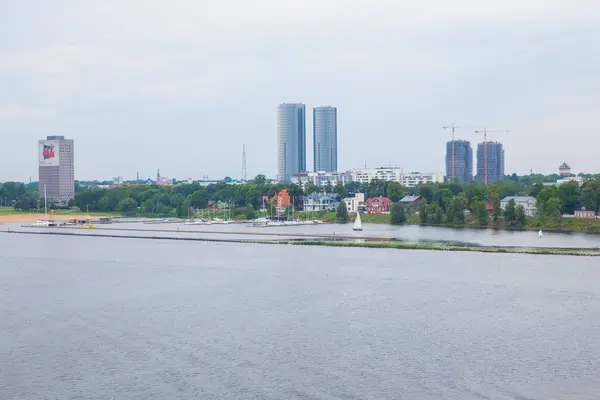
0, 214, 107, 223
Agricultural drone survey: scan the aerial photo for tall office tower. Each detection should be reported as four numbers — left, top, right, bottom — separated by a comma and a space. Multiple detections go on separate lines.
313, 106, 337, 172
38, 135, 75, 204
277, 103, 306, 182
445, 140, 473, 183
476, 141, 505, 184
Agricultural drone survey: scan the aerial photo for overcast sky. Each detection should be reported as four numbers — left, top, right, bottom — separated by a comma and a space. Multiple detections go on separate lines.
1, 0, 599, 182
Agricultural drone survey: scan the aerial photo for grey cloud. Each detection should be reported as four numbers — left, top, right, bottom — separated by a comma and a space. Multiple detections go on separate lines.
1, 0, 600, 181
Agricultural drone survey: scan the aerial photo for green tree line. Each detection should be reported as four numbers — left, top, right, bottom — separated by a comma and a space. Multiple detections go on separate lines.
5, 175, 600, 225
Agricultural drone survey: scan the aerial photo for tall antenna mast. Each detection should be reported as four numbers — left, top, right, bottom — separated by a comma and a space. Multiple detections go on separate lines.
242, 144, 247, 182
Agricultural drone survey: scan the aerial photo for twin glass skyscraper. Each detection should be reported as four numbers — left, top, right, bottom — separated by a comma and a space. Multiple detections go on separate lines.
277, 103, 306, 182
445, 139, 505, 184
445, 140, 473, 183
313, 106, 337, 173
476, 142, 505, 185
277, 103, 337, 182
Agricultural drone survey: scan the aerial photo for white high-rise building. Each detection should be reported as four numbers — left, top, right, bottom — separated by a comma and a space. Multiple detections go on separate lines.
351, 167, 443, 187
38, 136, 75, 204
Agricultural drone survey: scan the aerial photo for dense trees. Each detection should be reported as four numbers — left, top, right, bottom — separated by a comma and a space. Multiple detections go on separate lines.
386, 181, 405, 202
0, 182, 38, 205
117, 198, 137, 214
504, 199, 517, 227
447, 196, 466, 226
334, 183, 348, 199
472, 201, 489, 226
515, 205, 526, 228
336, 201, 349, 223
581, 180, 600, 212
390, 203, 406, 225
5, 175, 600, 228
14, 196, 39, 211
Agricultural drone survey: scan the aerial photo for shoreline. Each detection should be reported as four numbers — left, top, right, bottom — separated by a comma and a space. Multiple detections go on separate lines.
0, 214, 113, 223
3, 212, 600, 235
3, 229, 599, 257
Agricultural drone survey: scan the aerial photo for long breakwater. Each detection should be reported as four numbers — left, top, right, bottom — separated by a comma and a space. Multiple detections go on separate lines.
3, 227, 600, 257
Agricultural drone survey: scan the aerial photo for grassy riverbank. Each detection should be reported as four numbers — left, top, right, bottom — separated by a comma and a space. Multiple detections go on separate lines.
312, 211, 600, 233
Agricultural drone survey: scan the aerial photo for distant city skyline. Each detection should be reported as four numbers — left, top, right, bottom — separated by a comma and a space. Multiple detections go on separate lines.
1, 1, 600, 181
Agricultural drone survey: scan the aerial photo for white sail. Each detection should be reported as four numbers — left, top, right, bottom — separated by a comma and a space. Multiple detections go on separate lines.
538, 230, 543, 238
353, 212, 362, 230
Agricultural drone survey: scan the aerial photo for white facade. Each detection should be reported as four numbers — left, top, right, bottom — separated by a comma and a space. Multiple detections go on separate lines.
303, 194, 339, 212
500, 196, 537, 217
343, 193, 365, 213
352, 167, 401, 183
351, 167, 444, 187
292, 171, 353, 190
399, 172, 444, 187
557, 176, 583, 186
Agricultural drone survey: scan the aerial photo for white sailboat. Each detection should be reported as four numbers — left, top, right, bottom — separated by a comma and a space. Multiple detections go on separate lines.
32, 184, 51, 227
353, 212, 363, 231
538, 230, 543, 238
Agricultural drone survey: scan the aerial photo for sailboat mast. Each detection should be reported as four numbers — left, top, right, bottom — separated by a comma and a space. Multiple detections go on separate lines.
44, 184, 48, 217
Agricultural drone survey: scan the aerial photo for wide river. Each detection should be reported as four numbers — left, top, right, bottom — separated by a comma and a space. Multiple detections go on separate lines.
1, 233, 599, 399
6, 219, 600, 248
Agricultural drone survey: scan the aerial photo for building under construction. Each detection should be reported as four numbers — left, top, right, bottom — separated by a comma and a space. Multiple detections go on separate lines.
445, 140, 473, 183
476, 141, 505, 184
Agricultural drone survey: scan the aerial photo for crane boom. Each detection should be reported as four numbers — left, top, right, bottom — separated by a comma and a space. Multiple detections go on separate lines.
473, 128, 510, 184
442, 124, 458, 180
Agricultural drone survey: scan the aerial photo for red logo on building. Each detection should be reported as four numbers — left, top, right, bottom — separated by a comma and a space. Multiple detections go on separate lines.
42, 144, 55, 160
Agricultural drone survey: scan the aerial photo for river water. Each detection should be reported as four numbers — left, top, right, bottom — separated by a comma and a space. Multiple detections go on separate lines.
5, 220, 600, 248
1, 233, 599, 399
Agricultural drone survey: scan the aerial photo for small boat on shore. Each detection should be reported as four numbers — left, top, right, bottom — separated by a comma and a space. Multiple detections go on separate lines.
185, 219, 212, 226
250, 217, 270, 227
30, 220, 51, 227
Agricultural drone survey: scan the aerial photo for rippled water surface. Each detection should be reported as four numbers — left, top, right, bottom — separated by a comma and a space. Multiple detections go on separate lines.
1, 233, 599, 399
5, 219, 600, 248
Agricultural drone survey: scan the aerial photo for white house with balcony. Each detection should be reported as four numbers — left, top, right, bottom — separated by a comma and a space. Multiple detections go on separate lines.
500, 196, 537, 217
302, 193, 340, 213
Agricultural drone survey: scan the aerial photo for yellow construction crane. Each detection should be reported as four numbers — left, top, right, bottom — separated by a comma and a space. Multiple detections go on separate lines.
473, 128, 510, 184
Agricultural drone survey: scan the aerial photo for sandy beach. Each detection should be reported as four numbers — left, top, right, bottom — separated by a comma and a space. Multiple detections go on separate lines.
0, 214, 108, 223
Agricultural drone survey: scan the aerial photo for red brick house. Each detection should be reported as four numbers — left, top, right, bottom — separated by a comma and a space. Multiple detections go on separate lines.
272, 189, 291, 209
367, 196, 393, 214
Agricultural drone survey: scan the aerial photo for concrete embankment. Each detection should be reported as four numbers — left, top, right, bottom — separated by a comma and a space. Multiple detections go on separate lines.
3, 229, 600, 257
